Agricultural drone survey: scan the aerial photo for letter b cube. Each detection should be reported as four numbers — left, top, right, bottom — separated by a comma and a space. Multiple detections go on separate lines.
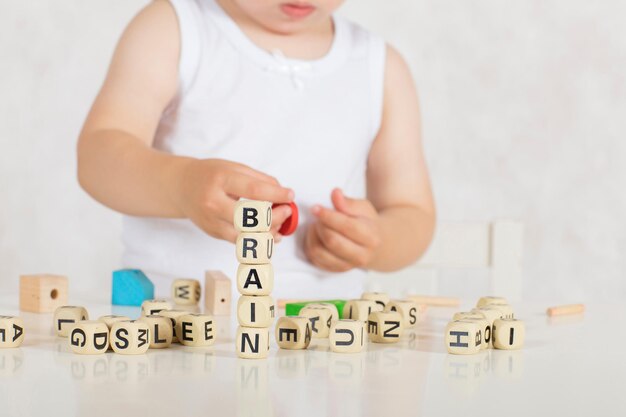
234, 200, 272, 232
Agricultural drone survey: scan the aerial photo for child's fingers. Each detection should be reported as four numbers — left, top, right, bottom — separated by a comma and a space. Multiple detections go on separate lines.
230, 162, 280, 185
271, 204, 292, 229
194, 216, 238, 243
316, 224, 370, 268
304, 225, 353, 272
225, 173, 294, 203
311, 206, 372, 247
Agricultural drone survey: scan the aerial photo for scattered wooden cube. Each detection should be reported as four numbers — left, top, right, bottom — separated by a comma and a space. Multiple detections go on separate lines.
462, 317, 492, 349
158, 309, 191, 343
452, 311, 487, 321
205, 271, 232, 315
306, 303, 339, 321
141, 299, 172, 316
476, 296, 508, 308
299, 304, 336, 338
111, 269, 154, 307
445, 320, 482, 355
0, 316, 25, 348
329, 319, 365, 353
275, 316, 311, 350
489, 303, 515, 319
19, 274, 68, 313
53, 306, 88, 337
178, 314, 216, 347
385, 300, 419, 328
236, 232, 274, 264
110, 320, 150, 354
171, 279, 201, 305
361, 292, 390, 309
342, 300, 381, 321
367, 311, 403, 343
69, 321, 109, 355
237, 264, 274, 296
471, 307, 503, 325
98, 315, 131, 329
236, 326, 270, 359
237, 296, 275, 328
234, 200, 273, 233
137, 315, 173, 349
493, 318, 525, 350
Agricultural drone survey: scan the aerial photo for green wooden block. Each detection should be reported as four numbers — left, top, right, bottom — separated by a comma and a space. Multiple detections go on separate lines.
285, 300, 347, 317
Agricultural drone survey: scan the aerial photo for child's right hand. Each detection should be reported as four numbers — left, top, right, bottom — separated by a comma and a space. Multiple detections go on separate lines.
175, 159, 294, 243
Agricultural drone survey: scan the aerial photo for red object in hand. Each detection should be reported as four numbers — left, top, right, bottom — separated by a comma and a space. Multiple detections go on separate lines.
273, 202, 299, 236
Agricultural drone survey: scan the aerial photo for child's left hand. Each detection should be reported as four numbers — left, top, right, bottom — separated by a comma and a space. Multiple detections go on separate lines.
304, 188, 382, 272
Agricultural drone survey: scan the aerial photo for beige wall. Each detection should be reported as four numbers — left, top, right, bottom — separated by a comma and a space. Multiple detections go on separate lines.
1, 1, 624, 301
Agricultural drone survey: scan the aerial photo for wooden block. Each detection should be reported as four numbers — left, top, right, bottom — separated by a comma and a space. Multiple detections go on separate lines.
236, 232, 274, 264
237, 296, 275, 328
299, 305, 336, 338
329, 319, 365, 353
19, 274, 68, 313
445, 320, 481, 355
178, 314, 216, 347
111, 269, 154, 306
476, 296, 508, 308
471, 307, 503, 325
171, 279, 201, 305
275, 316, 311, 350
110, 320, 150, 354
452, 311, 487, 321
546, 304, 585, 317
406, 294, 460, 307
361, 292, 390, 309
53, 306, 88, 337
306, 303, 339, 321
460, 318, 492, 349
237, 264, 274, 296
236, 326, 270, 359
342, 300, 380, 321
493, 318, 525, 350
141, 299, 172, 316
488, 303, 514, 319
137, 315, 172, 349
69, 321, 109, 355
385, 300, 419, 328
0, 316, 25, 348
234, 200, 272, 232
158, 309, 191, 343
98, 315, 131, 329
205, 271, 232, 315
367, 311, 403, 343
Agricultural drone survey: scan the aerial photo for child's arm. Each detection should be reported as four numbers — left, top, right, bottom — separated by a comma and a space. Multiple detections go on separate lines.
77, 1, 294, 243
305, 46, 435, 272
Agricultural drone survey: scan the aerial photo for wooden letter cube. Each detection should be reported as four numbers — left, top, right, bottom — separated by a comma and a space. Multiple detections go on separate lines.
234, 200, 272, 232
205, 271, 232, 315
471, 307, 503, 325
275, 316, 311, 350
158, 309, 190, 343
237, 264, 274, 296
178, 314, 216, 347
137, 315, 173, 349
236, 326, 270, 359
110, 320, 150, 354
69, 321, 109, 355
236, 232, 274, 264
361, 292, 390, 309
330, 319, 365, 353
367, 311, 403, 343
237, 296, 275, 328
98, 315, 131, 329
0, 316, 25, 348
385, 300, 419, 328
452, 311, 487, 321
461, 317, 492, 349
445, 320, 482, 355
299, 305, 336, 338
342, 300, 380, 321
476, 296, 508, 308
171, 278, 201, 305
493, 318, 525, 350
53, 306, 89, 337
19, 274, 68, 313
488, 303, 515, 319
141, 299, 172, 316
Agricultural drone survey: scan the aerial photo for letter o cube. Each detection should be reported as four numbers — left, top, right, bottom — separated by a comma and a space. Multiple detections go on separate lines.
236, 232, 274, 264
234, 200, 272, 232
0, 316, 25, 348
275, 316, 311, 350
69, 321, 109, 355
137, 315, 173, 349
236, 326, 270, 359
110, 320, 150, 355
237, 264, 274, 296
53, 306, 89, 337
367, 311, 403, 343
330, 319, 365, 353
171, 279, 201, 305
178, 314, 216, 347
493, 318, 525, 350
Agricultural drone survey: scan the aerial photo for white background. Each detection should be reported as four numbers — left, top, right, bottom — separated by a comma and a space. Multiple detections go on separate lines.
1, 1, 624, 301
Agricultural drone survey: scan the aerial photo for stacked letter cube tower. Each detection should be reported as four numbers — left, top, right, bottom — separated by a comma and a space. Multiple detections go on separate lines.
234, 200, 275, 359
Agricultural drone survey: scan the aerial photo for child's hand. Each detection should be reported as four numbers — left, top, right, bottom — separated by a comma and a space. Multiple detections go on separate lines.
304, 188, 381, 272
176, 159, 294, 243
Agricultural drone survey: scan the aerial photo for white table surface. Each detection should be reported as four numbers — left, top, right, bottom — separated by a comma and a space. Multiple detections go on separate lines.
0, 294, 623, 417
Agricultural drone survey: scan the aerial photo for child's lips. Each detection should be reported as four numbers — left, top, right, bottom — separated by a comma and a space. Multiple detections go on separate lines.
280, 2, 316, 19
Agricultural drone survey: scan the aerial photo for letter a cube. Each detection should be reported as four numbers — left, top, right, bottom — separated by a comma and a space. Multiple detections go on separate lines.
0, 316, 25, 348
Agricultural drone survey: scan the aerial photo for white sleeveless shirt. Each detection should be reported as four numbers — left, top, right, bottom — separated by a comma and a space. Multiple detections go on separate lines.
121, 0, 386, 299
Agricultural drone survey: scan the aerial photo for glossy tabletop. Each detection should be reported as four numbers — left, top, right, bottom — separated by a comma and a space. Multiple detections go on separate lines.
0, 295, 623, 417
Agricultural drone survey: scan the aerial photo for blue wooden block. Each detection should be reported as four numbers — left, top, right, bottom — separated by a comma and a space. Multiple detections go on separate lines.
112, 269, 154, 306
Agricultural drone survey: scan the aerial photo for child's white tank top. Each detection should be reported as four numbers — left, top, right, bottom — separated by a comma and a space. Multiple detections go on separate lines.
121, 0, 386, 299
